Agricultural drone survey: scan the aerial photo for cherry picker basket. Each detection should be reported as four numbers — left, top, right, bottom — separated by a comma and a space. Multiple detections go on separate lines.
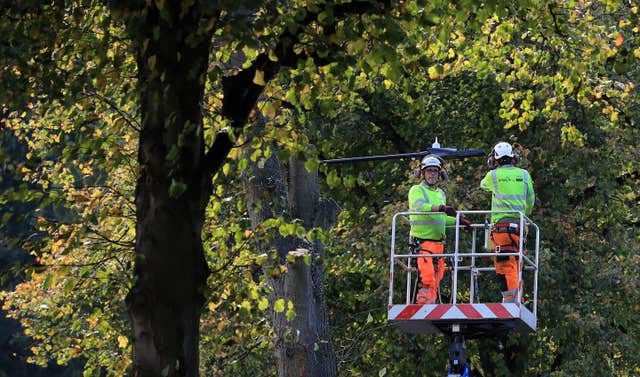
387, 210, 540, 338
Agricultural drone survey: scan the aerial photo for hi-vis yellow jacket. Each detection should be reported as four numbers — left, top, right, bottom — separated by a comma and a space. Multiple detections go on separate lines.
480, 165, 535, 223
408, 182, 456, 240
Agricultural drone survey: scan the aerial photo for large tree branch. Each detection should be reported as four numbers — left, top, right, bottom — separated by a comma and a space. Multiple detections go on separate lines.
203, 131, 234, 176
204, 1, 394, 177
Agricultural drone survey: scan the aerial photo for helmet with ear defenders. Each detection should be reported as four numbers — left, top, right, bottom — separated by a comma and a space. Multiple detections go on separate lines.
416, 154, 448, 181
488, 141, 521, 167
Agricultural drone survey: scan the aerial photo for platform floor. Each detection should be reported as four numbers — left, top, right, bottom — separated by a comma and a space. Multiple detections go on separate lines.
388, 303, 536, 337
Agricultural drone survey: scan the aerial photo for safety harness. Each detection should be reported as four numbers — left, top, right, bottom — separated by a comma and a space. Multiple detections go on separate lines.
409, 237, 446, 271
491, 222, 521, 253
410, 237, 448, 304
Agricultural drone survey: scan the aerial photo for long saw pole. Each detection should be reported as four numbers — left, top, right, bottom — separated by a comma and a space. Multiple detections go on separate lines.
321, 148, 485, 164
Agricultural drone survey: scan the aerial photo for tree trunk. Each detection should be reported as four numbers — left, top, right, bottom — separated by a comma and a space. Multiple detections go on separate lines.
123, 4, 213, 377
286, 156, 340, 377
244, 148, 338, 377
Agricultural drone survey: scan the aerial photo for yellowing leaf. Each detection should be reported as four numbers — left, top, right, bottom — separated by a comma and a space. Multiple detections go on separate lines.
261, 101, 276, 118
87, 316, 98, 327
614, 34, 624, 46
253, 70, 266, 86
268, 49, 278, 62
147, 55, 157, 70
117, 335, 128, 348
428, 65, 439, 80
346, 39, 366, 54
285, 88, 297, 105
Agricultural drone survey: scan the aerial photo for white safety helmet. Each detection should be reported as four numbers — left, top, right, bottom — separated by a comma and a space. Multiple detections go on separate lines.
493, 142, 514, 159
420, 155, 442, 170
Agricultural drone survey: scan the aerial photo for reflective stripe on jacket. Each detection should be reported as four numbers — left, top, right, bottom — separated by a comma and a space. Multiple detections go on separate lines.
408, 182, 455, 240
480, 165, 535, 223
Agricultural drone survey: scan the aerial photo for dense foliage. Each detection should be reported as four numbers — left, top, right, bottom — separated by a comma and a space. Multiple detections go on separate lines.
1, 0, 639, 376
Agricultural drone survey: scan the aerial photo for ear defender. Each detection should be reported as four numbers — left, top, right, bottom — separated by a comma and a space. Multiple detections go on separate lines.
440, 169, 449, 182
435, 155, 448, 181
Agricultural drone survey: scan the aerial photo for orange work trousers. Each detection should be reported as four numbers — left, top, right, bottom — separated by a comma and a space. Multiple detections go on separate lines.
416, 241, 445, 304
491, 232, 521, 295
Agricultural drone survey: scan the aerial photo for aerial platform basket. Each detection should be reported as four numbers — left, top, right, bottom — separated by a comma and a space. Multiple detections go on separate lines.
387, 210, 540, 338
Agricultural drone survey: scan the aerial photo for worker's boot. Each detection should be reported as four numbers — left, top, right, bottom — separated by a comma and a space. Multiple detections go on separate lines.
501, 289, 518, 303
416, 288, 436, 304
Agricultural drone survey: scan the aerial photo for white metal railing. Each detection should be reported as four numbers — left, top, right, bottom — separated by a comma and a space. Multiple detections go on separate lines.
388, 210, 539, 317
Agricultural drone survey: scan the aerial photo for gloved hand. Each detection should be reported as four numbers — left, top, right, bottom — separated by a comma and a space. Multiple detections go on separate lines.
459, 217, 472, 228
437, 205, 457, 217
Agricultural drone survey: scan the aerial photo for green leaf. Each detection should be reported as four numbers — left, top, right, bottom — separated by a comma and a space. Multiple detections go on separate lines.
268, 49, 278, 62
286, 305, 296, 321
166, 145, 179, 162
255, 253, 268, 264
326, 170, 340, 188
169, 179, 187, 198
278, 223, 294, 236
304, 157, 319, 173
43, 274, 53, 290
274, 298, 285, 313
238, 158, 248, 171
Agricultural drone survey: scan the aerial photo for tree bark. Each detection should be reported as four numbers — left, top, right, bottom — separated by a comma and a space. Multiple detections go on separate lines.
123, 4, 213, 377
244, 148, 339, 377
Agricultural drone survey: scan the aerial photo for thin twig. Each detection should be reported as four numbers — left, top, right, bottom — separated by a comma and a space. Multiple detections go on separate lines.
86, 90, 141, 132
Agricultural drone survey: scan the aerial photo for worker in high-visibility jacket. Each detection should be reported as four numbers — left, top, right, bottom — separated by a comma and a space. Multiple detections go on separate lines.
409, 155, 471, 304
481, 142, 535, 303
